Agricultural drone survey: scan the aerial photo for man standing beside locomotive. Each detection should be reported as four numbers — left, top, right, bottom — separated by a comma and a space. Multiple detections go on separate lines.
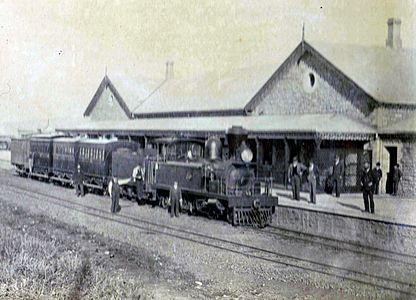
169, 181, 182, 218
288, 157, 307, 201
74, 164, 84, 197
331, 155, 344, 198
110, 177, 121, 213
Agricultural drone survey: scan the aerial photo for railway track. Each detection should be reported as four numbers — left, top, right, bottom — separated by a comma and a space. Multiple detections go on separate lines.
260, 225, 416, 267
1, 180, 415, 298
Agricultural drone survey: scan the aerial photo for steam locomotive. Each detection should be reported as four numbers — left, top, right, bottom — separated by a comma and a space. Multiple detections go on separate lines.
10, 127, 278, 226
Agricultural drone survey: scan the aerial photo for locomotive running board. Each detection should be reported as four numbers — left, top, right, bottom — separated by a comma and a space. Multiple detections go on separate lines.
30, 173, 50, 179
50, 176, 72, 184
83, 182, 104, 190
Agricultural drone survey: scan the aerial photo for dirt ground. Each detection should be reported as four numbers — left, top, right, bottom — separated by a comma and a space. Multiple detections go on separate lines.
0, 169, 414, 299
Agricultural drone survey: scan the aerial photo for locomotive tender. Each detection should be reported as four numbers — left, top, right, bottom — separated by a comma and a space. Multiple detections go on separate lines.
10, 127, 278, 226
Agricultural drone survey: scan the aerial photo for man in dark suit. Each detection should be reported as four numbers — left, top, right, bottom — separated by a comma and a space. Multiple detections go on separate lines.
372, 162, 382, 195
307, 161, 320, 204
111, 177, 121, 213
169, 181, 182, 217
360, 162, 375, 214
74, 164, 84, 197
331, 155, 344, 198
392, 164, 402, 196
288, 157, 307, 201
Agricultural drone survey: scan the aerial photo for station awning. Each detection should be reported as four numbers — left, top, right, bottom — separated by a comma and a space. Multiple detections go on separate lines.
56, 114, 376, 141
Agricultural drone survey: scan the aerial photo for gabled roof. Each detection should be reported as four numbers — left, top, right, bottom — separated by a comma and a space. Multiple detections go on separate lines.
379, 112, 416, 134
132, 40, 416, 117
308, 41, 416, 105
245, 40, 416, 112
132, 64, 278, 116
83, 75, 135, 118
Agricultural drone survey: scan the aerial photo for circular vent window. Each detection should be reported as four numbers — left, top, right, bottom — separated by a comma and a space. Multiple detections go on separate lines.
303, 71, 318, 93
309, 73, 315, 87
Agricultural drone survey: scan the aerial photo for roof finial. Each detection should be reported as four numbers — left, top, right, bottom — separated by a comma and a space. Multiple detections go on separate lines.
301, 22, 305, 52
105, 65, 107, 77
302, 22, 305, 41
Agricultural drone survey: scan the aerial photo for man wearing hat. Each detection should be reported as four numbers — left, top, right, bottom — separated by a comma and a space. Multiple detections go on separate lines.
372, 162, 382, 195
392, 164, 402, 196
288, 156, 307, 201
360, 162, 376, 214
169, 181, 182, 217
110, 177, 121, 213
307, 160, 320, 204
74, 164, 84, 197
331, 155, 344, 197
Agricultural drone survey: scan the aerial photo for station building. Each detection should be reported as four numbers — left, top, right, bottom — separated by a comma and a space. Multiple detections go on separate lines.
60, 18, 416, 195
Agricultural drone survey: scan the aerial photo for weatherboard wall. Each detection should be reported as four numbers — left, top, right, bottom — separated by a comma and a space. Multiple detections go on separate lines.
88, 86, 130, 121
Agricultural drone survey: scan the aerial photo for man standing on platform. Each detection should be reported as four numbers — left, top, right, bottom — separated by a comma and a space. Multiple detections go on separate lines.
307, 160, 320, 204
360, 162, 375, 214
393, 164, 402, 196
331, 155, 344, 198
372, 162, 382, 195
288, 157, 306, 201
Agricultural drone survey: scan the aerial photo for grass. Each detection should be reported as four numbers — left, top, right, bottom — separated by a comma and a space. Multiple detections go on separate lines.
0, 209, 145, 300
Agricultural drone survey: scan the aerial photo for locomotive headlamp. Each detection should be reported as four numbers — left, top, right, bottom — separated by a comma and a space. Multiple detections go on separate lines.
241, 148, 253, 163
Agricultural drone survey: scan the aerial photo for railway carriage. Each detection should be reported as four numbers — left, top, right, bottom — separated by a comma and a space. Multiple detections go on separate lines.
10, 137, 30, 175
51, 137, 81, 184
30, 134, 67, 179
78, 138, 137, 191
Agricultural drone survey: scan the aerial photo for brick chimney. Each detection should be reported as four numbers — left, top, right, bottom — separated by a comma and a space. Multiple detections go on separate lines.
165, 61, 174, 80
386, 18, 402, 49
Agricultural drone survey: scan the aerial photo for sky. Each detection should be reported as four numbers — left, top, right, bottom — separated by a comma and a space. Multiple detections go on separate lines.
0, 0, 415, 124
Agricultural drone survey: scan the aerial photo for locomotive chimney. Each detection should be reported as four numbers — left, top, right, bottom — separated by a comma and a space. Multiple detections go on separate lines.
226, 126, 248, 159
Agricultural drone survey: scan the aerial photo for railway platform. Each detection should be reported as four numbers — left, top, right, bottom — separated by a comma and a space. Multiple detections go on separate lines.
272, 187, 416, 256
274, 188, 416, 226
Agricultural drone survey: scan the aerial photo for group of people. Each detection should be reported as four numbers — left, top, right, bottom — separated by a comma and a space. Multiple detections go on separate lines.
288, 156, 341, 204
360, 162, 403, 213
287, 155, 403, 215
